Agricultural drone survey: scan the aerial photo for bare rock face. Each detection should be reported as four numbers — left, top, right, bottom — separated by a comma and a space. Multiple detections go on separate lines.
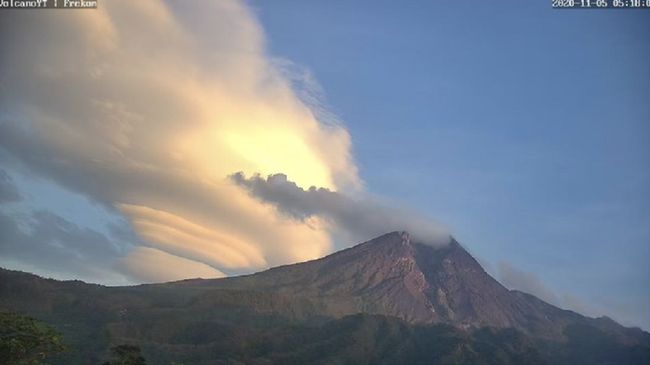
193, 231, 438, 323
184, 231, 573, 338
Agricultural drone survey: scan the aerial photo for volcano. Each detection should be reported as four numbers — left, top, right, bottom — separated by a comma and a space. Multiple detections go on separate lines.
184, 232, 569, 335
1, 231, 649, 364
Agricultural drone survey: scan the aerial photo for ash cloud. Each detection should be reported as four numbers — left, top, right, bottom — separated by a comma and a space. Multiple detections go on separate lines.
231, 172, 450, 246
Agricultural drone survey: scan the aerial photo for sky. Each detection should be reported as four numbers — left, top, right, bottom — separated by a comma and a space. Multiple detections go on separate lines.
0, 1, 648, 330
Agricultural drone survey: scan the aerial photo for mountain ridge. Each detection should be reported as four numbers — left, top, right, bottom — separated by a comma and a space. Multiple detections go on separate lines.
1, 231, 649, 364
166, 231, 591, 337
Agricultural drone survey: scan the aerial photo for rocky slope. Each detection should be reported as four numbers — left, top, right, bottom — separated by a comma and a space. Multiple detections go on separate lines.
1, 231, 648, 364
171, 232, 600, 338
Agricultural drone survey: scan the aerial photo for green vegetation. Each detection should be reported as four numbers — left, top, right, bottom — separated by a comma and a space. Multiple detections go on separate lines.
1, 268, 648, 364
102, 345, 147, 365
107, 314, 546, 365
0, 311, 66, 365
2, 309, 650, 365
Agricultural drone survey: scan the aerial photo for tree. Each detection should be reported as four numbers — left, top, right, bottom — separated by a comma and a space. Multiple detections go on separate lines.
102, 344, 147, 365
0, 311, 66, 365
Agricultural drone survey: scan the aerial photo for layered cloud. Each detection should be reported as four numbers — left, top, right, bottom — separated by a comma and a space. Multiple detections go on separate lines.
0, 207, 225, 284
0, 1, 447, 282
0, 0, 357, 280
117, 247, 226, 284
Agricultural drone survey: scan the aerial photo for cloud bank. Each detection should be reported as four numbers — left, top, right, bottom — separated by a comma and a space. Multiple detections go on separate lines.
0, 0, 447, 282
0, 207, 225, 284
0, 0, 360, 280
0, 171, 223, 284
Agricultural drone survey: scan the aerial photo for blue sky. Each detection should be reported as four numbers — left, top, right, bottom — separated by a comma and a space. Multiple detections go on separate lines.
0, 1, 648, 330
249, 0, 650, 327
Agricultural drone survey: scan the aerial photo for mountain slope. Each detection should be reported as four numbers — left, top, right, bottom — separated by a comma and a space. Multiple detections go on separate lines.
1, 231, 648, 364
171, 232, 592, 338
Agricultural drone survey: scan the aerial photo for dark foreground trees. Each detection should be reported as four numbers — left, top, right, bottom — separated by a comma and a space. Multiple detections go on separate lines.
0, 311, 66, 365
102, 344, 147, 365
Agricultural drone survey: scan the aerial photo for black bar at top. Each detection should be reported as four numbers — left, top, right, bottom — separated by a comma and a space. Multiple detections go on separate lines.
0, 0, 97, 9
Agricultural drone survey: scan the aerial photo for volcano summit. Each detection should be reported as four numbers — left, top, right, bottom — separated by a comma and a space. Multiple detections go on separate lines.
1, 232, 648, 364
